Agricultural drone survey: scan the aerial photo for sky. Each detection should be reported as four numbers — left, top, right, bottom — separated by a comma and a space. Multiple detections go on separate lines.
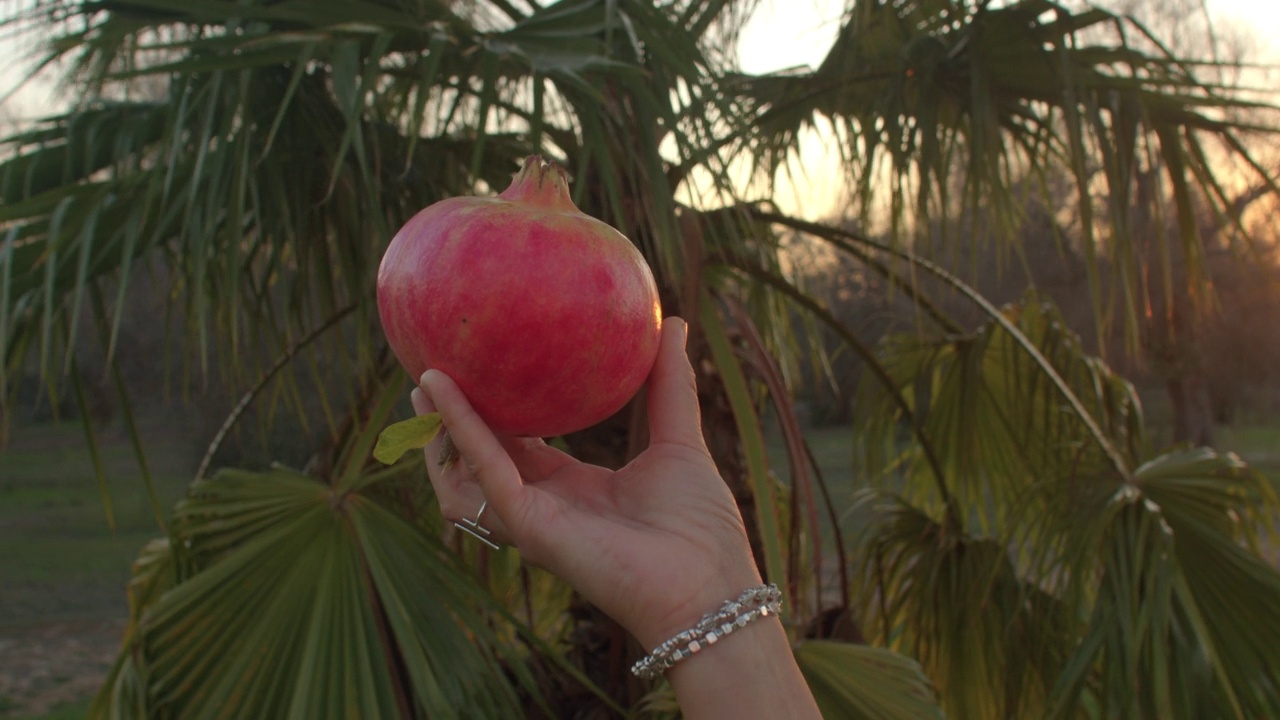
1191, 0, 1280, 60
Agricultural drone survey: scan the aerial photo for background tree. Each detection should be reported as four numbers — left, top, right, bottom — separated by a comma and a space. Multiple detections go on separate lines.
3, 0, 1280, 718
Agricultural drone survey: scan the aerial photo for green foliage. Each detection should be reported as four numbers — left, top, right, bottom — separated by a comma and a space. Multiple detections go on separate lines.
795, 640, 944, 720
851, 296, 1280, 718
93, 466, 538, 719
372, 412, 443, 465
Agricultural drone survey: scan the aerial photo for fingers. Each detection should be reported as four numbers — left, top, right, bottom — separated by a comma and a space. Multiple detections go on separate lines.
410, 386, 433, 416
502, 436, 576, 482
645, 317, 707, 450
410, 386, 446, 467
420, 369, 528, 535
416, 387, 573, 483
409, 386, 505, 539
410, 386, 448, 479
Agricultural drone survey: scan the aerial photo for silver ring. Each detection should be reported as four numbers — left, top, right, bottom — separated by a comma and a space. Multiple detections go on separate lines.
454, 500, 500, 550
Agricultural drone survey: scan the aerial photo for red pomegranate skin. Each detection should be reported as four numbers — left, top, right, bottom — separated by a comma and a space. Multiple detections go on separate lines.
377, 156, 662, 438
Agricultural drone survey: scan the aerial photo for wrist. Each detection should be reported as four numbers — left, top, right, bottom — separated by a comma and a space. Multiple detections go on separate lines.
665, 615, 821, 719
631, 583, 782, 679
630, 562, 765, 652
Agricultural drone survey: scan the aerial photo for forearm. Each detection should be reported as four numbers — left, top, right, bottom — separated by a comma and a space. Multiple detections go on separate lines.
664, 612, 822, 719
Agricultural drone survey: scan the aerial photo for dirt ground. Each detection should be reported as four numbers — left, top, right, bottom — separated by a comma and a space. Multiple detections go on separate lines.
0, 619, 125, 718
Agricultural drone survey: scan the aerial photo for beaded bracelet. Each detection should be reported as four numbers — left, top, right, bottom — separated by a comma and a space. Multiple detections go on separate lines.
631, 583, 783, 679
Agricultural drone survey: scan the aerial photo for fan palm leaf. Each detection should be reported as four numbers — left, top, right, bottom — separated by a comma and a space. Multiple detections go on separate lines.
91, 465, 544, 719
849, 293, 1280, 718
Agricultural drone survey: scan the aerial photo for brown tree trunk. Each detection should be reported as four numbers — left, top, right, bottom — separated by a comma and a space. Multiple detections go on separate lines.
1131, 168, 1218, 449
1167, 371, 1215, 447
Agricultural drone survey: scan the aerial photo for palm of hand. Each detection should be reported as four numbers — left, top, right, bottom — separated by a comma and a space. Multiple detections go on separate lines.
500, 439, 756, 646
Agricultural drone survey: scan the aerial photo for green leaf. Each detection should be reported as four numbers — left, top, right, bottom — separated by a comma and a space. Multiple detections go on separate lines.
373, 413, 443, 465
699, 295, 786, 591
93, 466, 533, 719
796, 640, 944, 720
91, 536, 179, 718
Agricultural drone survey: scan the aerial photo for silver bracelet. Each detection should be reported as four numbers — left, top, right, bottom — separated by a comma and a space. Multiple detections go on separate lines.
631, 583, 783, 679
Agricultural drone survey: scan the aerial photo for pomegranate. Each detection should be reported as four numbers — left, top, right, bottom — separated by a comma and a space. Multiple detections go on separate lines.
377, 156, 662, 438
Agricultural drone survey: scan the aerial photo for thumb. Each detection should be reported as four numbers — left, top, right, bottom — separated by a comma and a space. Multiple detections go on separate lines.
645, 317, 708, 451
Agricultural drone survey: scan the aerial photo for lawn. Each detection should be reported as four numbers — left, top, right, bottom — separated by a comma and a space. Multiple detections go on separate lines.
4, 699, 90, 720
1, 420, 192, 625
0, 416, 194, 718
1215, 421, 1280, 478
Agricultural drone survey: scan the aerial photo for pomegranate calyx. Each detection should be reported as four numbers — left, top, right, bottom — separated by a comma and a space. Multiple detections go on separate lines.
498, 155, 577, 211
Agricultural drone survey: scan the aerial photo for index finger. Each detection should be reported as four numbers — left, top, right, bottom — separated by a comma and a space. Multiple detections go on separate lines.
419, 370, 530, 532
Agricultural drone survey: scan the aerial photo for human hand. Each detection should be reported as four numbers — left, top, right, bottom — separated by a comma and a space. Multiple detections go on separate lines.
410, 317, 762, 649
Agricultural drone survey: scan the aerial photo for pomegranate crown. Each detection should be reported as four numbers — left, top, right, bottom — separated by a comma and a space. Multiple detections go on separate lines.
498, 155, 577, 211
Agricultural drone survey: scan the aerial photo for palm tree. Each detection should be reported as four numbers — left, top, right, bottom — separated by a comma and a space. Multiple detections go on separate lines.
3, 0, 1279, 717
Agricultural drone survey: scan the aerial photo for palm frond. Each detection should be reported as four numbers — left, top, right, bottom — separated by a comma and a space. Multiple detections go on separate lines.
854, 494, 1077, 718
795, 640, 945, 720
851, 292, 1280, 718
1052, 449, 1280, 719
92, 466, 538, 719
